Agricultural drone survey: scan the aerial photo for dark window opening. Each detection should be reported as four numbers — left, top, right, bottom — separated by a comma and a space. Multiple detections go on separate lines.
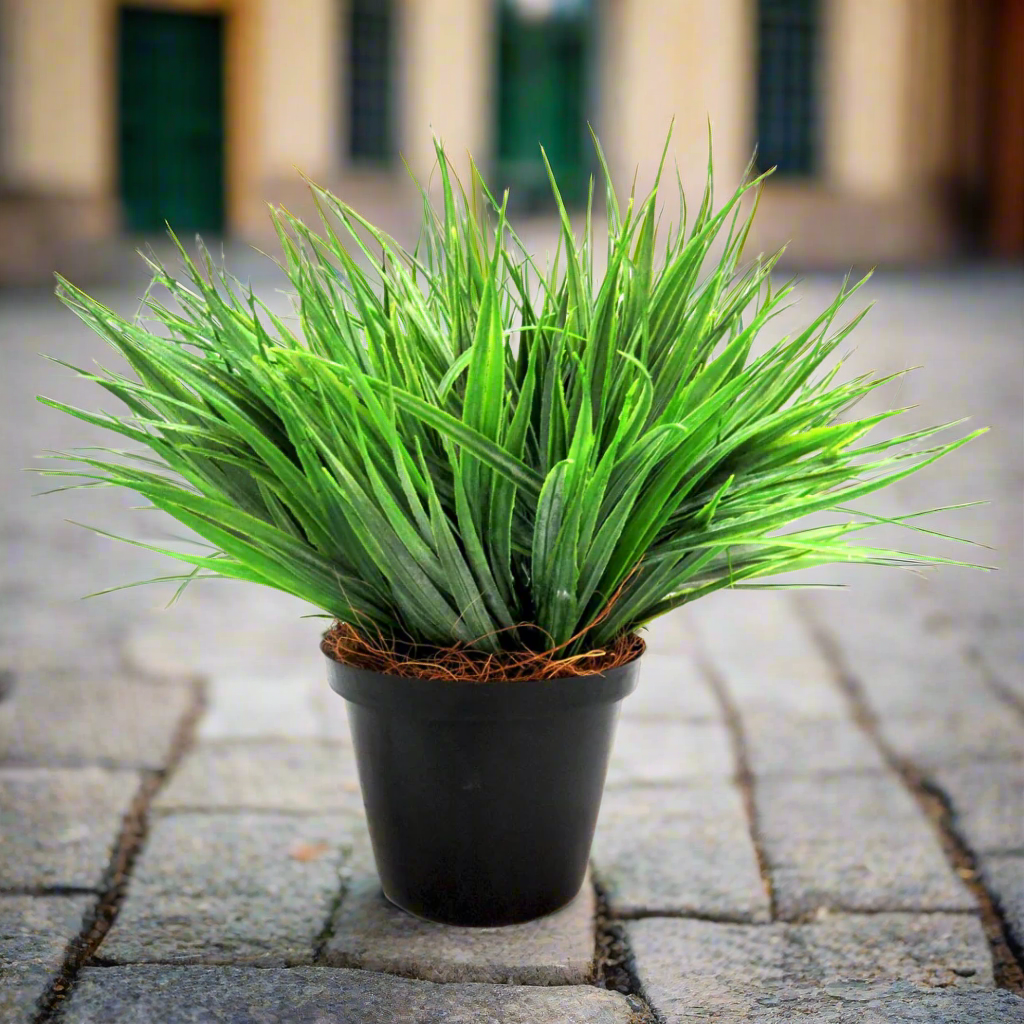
756, 0, 820, 177
348, 0, 394, 162
118, 7, 225, 233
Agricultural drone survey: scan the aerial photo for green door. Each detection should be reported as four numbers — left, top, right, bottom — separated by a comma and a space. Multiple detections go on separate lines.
118, 8, 225, 234
497, 1, 591, 210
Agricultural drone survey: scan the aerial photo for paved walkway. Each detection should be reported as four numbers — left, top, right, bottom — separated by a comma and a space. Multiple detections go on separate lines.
1, 268, 1022, 1023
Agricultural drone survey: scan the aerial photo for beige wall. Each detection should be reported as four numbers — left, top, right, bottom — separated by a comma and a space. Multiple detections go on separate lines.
0, 0, 965, 270
260, 0, 336, 181
602, 0, 752, 205
6, 0, 107, 194
826, 0, 915, 196
400, 0, 491, 182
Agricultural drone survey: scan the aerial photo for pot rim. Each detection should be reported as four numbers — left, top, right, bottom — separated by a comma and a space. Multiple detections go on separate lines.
324, 645, 643, 717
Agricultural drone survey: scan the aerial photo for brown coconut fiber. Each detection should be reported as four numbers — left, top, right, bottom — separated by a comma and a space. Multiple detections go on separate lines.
321, 621, 645, 683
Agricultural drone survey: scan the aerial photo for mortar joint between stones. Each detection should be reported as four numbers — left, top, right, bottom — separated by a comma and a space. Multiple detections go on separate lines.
695, 654, 778, 922
798, 609, 1024, 995
30, 674, 208, 1023
591, 873, 664, 1024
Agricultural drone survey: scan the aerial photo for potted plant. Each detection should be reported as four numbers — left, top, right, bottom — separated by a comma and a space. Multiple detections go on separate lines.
39, 136, 982, 926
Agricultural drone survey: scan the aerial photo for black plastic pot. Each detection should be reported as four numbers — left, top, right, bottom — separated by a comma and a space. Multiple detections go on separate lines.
324, 653, 641, 926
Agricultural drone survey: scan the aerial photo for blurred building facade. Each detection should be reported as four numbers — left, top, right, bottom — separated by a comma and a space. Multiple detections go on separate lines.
0, 0, 1021, 283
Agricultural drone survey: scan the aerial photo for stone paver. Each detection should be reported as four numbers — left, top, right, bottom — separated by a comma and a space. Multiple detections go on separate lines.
976, 642, 1024, 708
606, 719, 734, 786
627, 914, 994, 1023
932, 760, 1024, 854
0, 671, 193, 769
5, 265, 1023, 1019
123, 597, 327, 682
756, 773, 975, 917
620, 652, 721, 721
741, 712, 887, 776
878, 700, 1024, 767
980, 856, 1024, 953
0, 895, 91, 1024
63, 966, 637, 1023
325, 873, 595, 984
769, 990, 1024, 1024
798, 595, 1024, 764
0, 767, 139, 889
198, 671, 351, 743
100, 813, 353, 966
687, 591, 850, 717
154, 740, 362, 814
592, 784, 770, 921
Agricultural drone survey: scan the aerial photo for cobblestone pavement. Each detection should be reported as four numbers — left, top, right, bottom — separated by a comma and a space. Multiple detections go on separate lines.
1, 265, 1022, 1022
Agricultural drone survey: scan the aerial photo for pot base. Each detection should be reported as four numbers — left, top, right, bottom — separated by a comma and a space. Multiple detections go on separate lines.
380, 880, 583, 928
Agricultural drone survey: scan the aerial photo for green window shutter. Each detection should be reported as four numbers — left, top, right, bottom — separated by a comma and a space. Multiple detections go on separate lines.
348, 0, 394, 162
756, 0, 820, 177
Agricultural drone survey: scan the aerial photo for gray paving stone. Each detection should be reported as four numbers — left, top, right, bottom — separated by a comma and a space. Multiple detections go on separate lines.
756, 773, 974, 917
878, 702, 1024, 766
1, 601, 127, 677
627, 913, 993, 1024
0, 895, 91, 1024
99, 813, 354, 966
687, 591, 850, 717
621, 652, 721, 721
742, 713, 888, 776
592, 784, 770, 921
197, 672, 322, 741
799, 595, 1024, 767
198, 671, 352, 742
850, 644, 994, 720
606, 719, 734, 786
154, 740, 363, 813
641, 605, 691, 653
124, 606, 327, 683
788, 912, 993, 988
629, 917, 786, 1022
0, 767, 139, 889
325, 872, 595, 983
772, 990, 1024, 1024
64, 965, 637, 1023
977, 641, 1024, 707
980, 855, 1024, 953
932, 760, 1024, 854
0, 671, 193, 769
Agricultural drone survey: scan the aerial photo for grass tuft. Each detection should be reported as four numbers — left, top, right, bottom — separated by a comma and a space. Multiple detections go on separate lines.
38, 134, 986, 667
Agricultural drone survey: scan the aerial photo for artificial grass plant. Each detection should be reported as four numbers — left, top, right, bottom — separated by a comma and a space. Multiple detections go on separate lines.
39, 135, 984, 670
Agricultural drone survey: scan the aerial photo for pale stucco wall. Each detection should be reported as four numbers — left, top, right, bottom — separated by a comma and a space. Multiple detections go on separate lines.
6, 0, 108, 194
259, 0, 336, 181
399, 0, 491, 183
0, 0, 963, 267
600, 0, 752, 206
826, 0, 915, 196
